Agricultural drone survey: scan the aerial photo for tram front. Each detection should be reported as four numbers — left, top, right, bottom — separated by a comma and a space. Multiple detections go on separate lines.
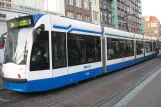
1, 15, 35, 91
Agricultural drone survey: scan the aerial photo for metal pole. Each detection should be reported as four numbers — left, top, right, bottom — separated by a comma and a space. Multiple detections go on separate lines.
101, 25, 106, 74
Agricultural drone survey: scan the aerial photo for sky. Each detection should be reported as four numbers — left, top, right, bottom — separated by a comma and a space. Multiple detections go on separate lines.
142, 0, 161, 21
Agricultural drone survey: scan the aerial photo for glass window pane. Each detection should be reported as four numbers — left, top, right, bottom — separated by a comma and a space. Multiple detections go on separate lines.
68, 33, 86, 66
125, 40, 134, 57
95, 37, 101, 62
136, 41, 144, 55
86, 36, 96, 63
76, 0, 81, 7
84, 0, 89, 9
107, 38, 119, 60
30, 31, 50, 71
145, 42, 152, 53
68, 33, 101, 66
52, 32, 67, 69
119, 39, 126, 58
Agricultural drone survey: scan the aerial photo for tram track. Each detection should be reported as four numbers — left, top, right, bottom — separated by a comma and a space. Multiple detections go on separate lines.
91, 63, 161, 107
41, 58, 161, 107
1, 58, 161, 107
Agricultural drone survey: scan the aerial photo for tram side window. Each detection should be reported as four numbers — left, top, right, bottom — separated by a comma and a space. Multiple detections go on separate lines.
136, 41, 144, 55
68, 33, 86, 66
125, 40, 134, 57
145, 42, 151, 53
107, 38, 119, 60
119, 39, 126, 58
95, 37, 101, 62
30, 31, 50, 71
153, 42, 157, 51
150, 42, 152, 52
67, 33, 101, 66
52, 32, 67, 69
86, 36, 101, 63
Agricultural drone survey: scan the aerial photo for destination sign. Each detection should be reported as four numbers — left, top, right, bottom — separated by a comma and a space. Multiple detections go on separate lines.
7, 16, 34, 29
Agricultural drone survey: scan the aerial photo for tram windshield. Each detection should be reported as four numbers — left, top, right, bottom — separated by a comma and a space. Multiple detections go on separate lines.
4, 27, 33, 64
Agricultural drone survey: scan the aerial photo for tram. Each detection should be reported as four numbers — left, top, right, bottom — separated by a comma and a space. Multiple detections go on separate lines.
1, 14, 157, 92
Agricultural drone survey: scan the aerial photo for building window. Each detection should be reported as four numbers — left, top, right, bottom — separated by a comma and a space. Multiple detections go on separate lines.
77, 13, 82, 20
155, 29, 158, 33
150, 23, 158, 27
145, 17, 149, 21
104, 4, 106, 9
105, 13, 107, 22
67, 12, 74, 18
94, 0, 96, 5
85, 15, 90, 21
76, 0, 81, 8
151, 23, 153, 27
93, 11, 98, 21
84, 0, 89, 9
100, 12, 103, 21
109, 14, 112, 23
67, 0, 73, 5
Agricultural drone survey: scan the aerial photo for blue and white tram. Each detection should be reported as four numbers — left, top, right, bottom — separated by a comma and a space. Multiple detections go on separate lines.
1, 14, 157, 92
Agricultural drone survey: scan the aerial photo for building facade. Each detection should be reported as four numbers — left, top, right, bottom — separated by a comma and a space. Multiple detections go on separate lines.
99, 0, 143, 34
0, 0, 62, 36
143, 16, 161, 39
100, 0, 113, 27
0, 0, 144, 35
12, 0, 45, 10
65, 0, 92, 22
115, 0, 143, 34
91, 0, 100, 25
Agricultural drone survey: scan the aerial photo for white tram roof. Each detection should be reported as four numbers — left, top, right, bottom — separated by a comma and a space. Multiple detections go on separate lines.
39, 15, 102, 36
144, 35, 152, 41
135, 34, 143, 40
152, 37, 157, 41
104, 27, 134, 39
36, 14, 135, 38
35, 14, 151, 41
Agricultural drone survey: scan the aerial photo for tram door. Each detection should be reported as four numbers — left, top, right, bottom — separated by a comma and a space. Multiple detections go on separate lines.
51, 32, 68, 85
29, 31, 52, 81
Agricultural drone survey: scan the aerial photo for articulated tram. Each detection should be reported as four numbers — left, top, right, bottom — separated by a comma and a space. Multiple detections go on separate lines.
1, 14, 158, 92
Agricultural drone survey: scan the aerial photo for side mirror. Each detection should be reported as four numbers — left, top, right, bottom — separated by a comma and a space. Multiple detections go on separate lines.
0, 37, 4, 46
0, 32, 7, 46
